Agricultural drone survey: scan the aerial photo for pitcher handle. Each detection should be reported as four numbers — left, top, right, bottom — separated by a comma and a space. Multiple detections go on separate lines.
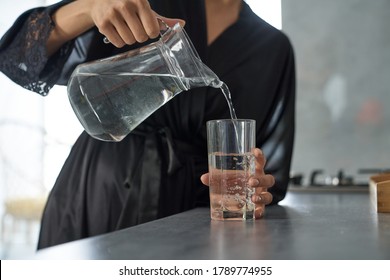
103, 18, 170, 44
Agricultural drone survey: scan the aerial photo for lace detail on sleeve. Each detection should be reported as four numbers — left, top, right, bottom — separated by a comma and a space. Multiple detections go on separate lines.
0, 10, 72, 96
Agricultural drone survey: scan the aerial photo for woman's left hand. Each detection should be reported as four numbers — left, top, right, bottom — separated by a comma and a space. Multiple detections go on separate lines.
200, 148, 275, 219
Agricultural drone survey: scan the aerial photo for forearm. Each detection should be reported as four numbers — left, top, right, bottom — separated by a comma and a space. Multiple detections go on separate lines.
47, 0, 95, 56
0, 6, 75, 95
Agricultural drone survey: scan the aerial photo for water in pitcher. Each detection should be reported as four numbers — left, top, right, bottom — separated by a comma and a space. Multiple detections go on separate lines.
68, 72, 237, 141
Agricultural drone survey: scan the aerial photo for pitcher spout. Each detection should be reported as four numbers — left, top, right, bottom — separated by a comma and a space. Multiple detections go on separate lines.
160, 23, 221, 91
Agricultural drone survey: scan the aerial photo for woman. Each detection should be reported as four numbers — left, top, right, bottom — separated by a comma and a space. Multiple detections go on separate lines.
0, 0, 295, 249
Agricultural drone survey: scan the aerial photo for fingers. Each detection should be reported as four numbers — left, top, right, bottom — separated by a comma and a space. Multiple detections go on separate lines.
251, 149, 274, 214
255, 205, 265, 219
97, 0, 156, 47
200, 148, 274, 217
248, 174, 275, 189
254, 191, 273, 218
121, 6, 151, 43
109, 10, 138, 45
249, 173, 275, 207
201, 148, 274, 190
252, 191, 273, 205
137, 3, 160, 38
91, 0, 184, 48
254, 148, 267, 173
201, 171, 274, 206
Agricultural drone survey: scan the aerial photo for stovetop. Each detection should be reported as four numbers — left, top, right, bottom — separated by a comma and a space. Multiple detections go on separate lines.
289, 168, 390, 190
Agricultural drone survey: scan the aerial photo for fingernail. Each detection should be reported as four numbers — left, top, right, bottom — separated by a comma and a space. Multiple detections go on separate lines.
254, 148, 263, 157
249, 178, 259, 186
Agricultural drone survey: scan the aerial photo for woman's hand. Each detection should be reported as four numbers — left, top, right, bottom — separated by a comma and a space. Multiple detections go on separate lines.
200, 148, 275, 219
247, 148, 275, 218
48, 0, 185, 57
89, 0, 185, 47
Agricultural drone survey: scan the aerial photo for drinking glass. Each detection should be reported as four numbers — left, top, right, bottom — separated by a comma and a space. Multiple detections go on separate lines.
207, 119, 256, 220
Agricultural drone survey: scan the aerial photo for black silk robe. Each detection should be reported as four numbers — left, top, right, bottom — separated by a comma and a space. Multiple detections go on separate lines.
0, 0, 295, 249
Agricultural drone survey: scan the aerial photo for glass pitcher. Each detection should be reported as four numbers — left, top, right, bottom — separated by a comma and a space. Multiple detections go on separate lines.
67, 21, 220, 142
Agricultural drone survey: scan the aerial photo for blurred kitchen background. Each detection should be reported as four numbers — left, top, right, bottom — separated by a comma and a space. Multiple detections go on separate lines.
0, 0, 389, 259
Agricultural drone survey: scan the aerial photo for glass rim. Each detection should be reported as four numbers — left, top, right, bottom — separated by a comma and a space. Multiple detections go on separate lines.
206, 119, 256, 125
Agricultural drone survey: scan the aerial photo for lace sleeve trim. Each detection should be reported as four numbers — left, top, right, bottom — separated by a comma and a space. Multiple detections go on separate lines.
0, 10, 72, 96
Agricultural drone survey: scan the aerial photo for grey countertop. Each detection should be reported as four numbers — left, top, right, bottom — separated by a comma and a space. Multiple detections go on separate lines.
35, 189, 390, 260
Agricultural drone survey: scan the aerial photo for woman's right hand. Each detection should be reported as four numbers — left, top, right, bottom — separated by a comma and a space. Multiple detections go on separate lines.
48, 0, 184, 55
89, 0, 184, 48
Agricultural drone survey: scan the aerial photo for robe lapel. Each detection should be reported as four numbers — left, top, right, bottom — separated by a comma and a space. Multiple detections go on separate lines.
207, 2, 262, 79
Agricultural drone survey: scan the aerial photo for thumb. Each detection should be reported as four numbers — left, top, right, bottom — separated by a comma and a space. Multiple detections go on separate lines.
200, 173, 210, 186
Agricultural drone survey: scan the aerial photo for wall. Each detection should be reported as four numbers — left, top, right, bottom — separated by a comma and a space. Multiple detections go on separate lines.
282, 0, 390, 184
0, 0, 82, 259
